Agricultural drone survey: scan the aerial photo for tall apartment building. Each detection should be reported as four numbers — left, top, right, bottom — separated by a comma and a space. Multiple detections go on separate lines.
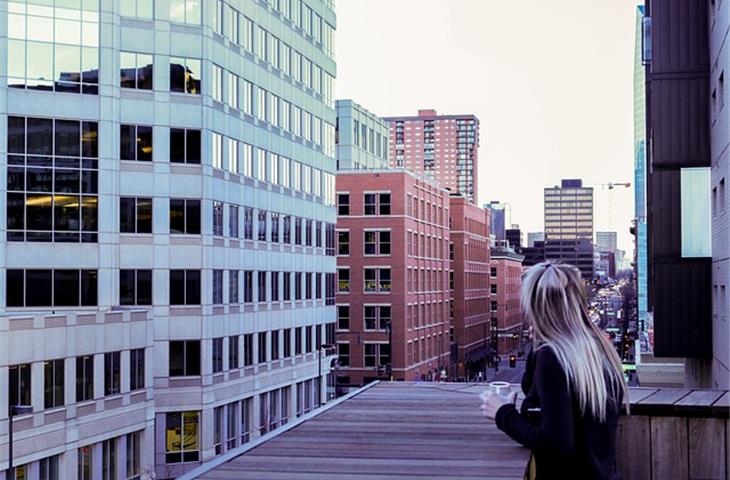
633, 4, 650, 336
1, 1, 338, 478
384, 109, 479, 203
544, 179, 594, 279
449, 196, 490, 373
490, 244, 525, 355
643, 0, 729, 388
335, 170, 451, 385
335, 99, 389, 171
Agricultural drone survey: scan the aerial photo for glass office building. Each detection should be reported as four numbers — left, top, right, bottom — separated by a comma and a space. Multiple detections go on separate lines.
1, 0, 337, 477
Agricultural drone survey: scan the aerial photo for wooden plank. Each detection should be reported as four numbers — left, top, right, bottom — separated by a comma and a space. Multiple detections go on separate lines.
640, 388, 692, 405
616, 415, 651, 480
688, 417, 726, 480
676, 390, 725, 407
628, 388, 659, 404
651, 416, 688, 480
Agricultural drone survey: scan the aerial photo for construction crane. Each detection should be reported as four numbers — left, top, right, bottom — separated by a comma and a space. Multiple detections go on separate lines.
601, 182, 631, 230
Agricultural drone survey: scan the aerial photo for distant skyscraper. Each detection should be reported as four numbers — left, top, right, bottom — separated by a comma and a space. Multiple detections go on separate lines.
527, 231, 544, 248
505, 225, 523, 251
597, 231, 618, 252
336, 99, 390, 170
544, 179, 594, 279
385, 109, 479, 202
633, 4, 649, 336
486, 201, 508, 241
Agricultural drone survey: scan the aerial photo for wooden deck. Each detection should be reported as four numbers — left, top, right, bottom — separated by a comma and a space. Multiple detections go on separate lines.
199, 382, 530, 480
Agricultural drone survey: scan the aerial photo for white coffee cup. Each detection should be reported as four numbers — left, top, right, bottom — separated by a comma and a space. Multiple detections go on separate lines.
488, 381, 511, 396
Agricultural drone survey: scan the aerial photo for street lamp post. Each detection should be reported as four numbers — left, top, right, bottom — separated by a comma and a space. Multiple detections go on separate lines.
7, 404, 33, 480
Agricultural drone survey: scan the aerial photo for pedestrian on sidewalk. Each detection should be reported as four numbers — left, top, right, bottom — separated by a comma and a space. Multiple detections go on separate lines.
480, 262, 629, 480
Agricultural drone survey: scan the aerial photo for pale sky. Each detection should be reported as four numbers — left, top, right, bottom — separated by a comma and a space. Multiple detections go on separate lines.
335, 0, 640, 256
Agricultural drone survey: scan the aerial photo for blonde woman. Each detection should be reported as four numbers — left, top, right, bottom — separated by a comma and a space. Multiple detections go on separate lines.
481, 262, 629, 480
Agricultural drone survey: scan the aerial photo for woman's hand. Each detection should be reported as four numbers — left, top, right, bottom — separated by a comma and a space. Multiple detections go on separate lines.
480, 391, 518, 421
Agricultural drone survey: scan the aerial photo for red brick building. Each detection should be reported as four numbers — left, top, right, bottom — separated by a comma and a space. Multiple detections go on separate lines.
490, 244, 525, 355
449, 196, 491, 376
384, 109, 480, 203
335, 170, 451, 386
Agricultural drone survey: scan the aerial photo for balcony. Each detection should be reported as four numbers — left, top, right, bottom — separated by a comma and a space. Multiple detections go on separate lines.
181, 382, 728, 480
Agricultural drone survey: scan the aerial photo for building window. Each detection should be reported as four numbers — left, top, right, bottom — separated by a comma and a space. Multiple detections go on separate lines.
306, 326, 313, 353
6, 269, 97, 307
169, 199, 201, 234
491, 284, 497, 294
258, 271, 267, 302
76, 355, 94, 402
283, 215, 292, 244
364, 343, 390, 368
229, 336, 239, 369
295, 272, 302, 300
364, 231, 391, 255
337, 268, 350, 293
490, 267, 497, 278
283, 329, 292, 358
295, 327, 303, 355
284, 272, 292, 301
7, 2, 99, 94
44, 359, 64, 409
170, 128, 201, 164
271, 271, 280, 301
101, 438, 117, 480
295, 217, 303, 245
6, 117, 99, 242
271, 212, 280, 243
170, 57, 201, 93
9, 363, 31, 409
243, 334, 254, 367
337, 305, 350, 330
212, 64, 223, 103
39, 455, 59, 480
491, 301, 498, 312
78, 446, 93, 480
126, 431, 142, 480
103, 352, 121, 396
337, 193, 349, 215
364, 193, 391, 216
120, 52, 153, 90
271, 330, 280, 360
258, 210, 268, 241
305, 272, 313, 299
170, 0, 201, 24
169, 341, 201, 376
130, 348, 145, 391
243, 207, 254, 239
121, 0, 154, 19
212, 338, 224, 373
243, 270, 253, 303
165, 411, 200, 463
364, 268, 391, 293
338, 343, 350, 367
120, 125, 153, 161
229, 205, 239, 237
258, 332, 267, 363
119, 269, 152, 305
364, 305, 391, 331
229, 270, 239, 304
213, 201, 224, 236
169, 269, 201, 305
120, 197, 152, 234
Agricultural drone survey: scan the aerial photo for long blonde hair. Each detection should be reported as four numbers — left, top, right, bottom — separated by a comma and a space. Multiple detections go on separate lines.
521, 262, 629, 421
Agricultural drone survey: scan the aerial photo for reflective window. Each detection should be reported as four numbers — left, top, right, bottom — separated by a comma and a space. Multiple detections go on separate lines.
120, 52, 153, 90
170, 57, 201, 94
169, 0, 200, 24
120, 124, 152, 161
165, 411, 200, 463
120, 269, 152, 305
6, 116, 98, 242
169, 270, 201, 305
169, 199, 200, 234
170, 128, 201, 164
120, 197, 152, 234
6, 269, 97, 307
121, 0, 153, 19
168, 341, 201, 376
8, 0, 99, 94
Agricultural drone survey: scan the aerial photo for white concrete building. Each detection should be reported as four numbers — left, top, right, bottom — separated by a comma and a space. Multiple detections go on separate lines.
335, 99, 389, 171
0, 0, 338, 478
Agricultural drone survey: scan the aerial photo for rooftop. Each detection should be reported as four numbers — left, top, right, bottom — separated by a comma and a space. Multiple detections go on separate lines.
191, 382, 530, 480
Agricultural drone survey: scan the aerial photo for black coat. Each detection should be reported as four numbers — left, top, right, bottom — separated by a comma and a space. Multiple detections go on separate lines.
495, 347, 622, 480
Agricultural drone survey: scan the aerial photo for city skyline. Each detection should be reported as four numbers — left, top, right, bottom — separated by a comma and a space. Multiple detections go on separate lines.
335, 0, 638, 255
